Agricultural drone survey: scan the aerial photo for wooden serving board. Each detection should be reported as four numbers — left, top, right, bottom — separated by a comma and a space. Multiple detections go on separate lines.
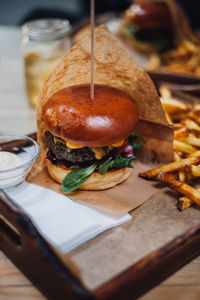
0, 182, 200, 299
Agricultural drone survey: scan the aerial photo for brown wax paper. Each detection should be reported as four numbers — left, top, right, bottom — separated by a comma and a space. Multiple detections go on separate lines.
28, 25, 173, 215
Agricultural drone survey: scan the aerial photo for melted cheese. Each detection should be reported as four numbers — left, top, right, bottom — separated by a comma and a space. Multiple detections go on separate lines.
66, 141, 106, 160
91, 148, 106, 160
66, 141, 84, 149
54, 137, 65, 144
54, 138, 123, 160
111, 140, 124, 147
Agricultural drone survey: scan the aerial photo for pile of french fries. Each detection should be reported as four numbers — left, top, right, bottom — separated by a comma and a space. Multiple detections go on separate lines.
147, 39, 200, 76
140, 86, 200, 211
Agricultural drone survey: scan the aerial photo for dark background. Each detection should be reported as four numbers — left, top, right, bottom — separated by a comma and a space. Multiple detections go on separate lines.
1, 0, 200, 29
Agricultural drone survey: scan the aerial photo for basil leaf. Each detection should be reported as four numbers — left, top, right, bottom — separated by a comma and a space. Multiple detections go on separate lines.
111, 155, 135, 169
98, 155, 135, 176
99, 157, 112, 175
61, 163, 98, 193
131, 142, 142, 150
128, 134, 145, 150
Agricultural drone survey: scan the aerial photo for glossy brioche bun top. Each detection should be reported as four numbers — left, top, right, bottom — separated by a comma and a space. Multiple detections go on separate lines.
43, 85, 139, 147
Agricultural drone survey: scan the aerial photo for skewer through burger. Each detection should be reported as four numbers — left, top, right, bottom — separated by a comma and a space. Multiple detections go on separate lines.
43, 84, 141, 193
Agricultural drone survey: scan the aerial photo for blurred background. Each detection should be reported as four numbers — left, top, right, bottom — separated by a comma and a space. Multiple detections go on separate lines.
0, 0, 200, 29
1, 0, 200, 133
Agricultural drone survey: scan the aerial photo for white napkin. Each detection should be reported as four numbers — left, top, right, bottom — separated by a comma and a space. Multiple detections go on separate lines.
6, 182, 131, 253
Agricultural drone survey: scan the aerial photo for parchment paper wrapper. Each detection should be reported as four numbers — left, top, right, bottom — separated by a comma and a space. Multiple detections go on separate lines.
28, 25, 173, 215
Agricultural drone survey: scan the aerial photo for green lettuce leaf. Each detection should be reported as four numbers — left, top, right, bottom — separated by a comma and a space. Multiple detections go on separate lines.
61, 162, 98, 193
98, 157, 113, 175
128, 134, 145, 150
99, 155, 135, 175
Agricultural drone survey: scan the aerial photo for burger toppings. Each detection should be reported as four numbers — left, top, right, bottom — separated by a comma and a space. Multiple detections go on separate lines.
111, 140, 125, 148
43, 85, 140, 191
66, 141, 84, 149
45, 132, 143, 193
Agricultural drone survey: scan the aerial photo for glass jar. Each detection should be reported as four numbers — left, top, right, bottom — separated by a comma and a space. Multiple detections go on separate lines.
22, 19, 71, 107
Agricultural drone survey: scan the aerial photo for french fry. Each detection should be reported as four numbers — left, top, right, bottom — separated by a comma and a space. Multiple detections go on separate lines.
174, 151, 180, 161
185, 164, 200, 178
180, 134, 200, 147
188, 150, 200, 158
182, 118, 200, 134
167, 64, 191, 73
176, 151, 183, 157
163, 43, 188, 59
178, 187, 200, 211
141, 91, 200, 211
188, 112, 200, 125
159, 86, 171, 98
193, 104, 200, 116
170, 181, 200, 206
157, 172, 178, 183
174, 151, 186, 182
160, 37, 200, 76
174, 127, 188, 139
172, 113, 190, 121
195, 66, 200, 76
182, 39, 199, 53
139, 156, 200, 179
178, 170, 186, 183
165, 111, 173, 124
173, 140, 197, 154
183, 165, 194, 181
160, 97, 191, 115
187, 54, 200, 70
178, 196, 193, 211
173, 123, 183, 130
147, 53, 161, 71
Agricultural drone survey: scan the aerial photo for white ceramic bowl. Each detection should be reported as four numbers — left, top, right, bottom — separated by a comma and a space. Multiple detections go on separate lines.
0, 134, 39, 189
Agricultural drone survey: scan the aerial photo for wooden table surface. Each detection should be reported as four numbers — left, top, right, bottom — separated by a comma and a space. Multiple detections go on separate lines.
0, 26, 200, 300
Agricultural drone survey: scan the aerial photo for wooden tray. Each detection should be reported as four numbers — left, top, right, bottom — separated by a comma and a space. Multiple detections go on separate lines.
1, 185, 200, 300
1, 87, 200, 299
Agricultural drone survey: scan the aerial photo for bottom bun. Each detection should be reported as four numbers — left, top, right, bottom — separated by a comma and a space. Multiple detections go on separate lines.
47, 160, 133, 191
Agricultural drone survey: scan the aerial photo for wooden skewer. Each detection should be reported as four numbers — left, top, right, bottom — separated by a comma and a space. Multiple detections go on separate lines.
90, 0, 95, 100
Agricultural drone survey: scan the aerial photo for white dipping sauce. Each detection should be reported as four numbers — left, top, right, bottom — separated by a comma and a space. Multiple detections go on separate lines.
0, 151, 23, 170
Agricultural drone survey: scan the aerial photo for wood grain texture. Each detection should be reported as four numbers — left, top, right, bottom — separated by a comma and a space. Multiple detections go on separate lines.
67, 194, 200, 292
141, 256, 200, 300
0, 251, 43, 299
1, 250, 200, 299
0, 286, 42, 300
94, 220, 200, 300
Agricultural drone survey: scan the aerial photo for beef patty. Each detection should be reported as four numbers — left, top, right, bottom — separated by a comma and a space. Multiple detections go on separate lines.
45, 131, 108, 165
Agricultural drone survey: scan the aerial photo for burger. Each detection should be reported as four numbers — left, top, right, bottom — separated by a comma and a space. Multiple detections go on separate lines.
120, 0, 174, 52
43, 84, 141, 193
